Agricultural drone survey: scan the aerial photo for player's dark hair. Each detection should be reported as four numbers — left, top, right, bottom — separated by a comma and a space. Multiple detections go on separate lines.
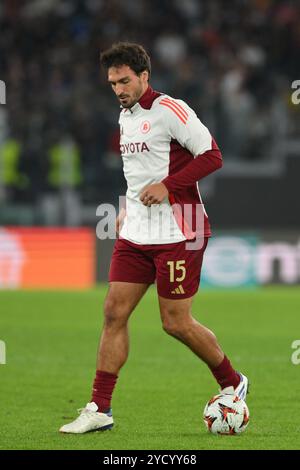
100, 42, 151, 79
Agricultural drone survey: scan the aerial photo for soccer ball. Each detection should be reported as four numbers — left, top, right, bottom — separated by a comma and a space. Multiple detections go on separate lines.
203, 394, 250, 435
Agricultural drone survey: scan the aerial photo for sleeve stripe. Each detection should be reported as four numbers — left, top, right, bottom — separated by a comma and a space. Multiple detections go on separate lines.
160, 102, 187, 124
159, 101, 188, 124
160, 98, 188, 119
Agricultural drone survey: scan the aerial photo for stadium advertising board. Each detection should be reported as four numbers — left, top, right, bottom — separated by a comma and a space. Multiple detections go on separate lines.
202, 233, 300, 288
0, 227, 94, 289
1, 229, 299, 289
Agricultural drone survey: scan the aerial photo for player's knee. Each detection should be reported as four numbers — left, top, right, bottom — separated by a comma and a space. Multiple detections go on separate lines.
103, 296, 130, 327
161, 313, 191, 339
162, 318, 180, 337
160, 303, 189, 335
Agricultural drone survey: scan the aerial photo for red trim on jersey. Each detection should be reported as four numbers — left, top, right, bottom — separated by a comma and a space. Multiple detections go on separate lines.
159, 102, 187, 124
160, 98, 188, 119
162, 138, 222, 193
138, 86, 162, 109
164, 140, 212, 238
159, 100, 188, 124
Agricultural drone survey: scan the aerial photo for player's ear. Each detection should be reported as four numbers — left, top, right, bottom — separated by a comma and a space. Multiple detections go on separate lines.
141, 70, 149, 83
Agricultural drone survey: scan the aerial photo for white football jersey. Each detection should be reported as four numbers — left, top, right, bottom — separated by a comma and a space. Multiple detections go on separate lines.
118, 87, 213, 244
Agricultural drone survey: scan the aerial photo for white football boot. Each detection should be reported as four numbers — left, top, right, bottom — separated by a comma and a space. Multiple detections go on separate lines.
59, 402, 114, 434
221, 372, 249, 401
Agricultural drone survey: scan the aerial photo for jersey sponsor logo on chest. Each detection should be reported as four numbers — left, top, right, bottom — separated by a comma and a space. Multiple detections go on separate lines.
120, 142, 150, 155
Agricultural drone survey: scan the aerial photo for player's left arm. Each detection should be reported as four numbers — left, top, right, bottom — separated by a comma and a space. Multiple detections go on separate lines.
161, 101, 222, 193
140, 100, 222, 206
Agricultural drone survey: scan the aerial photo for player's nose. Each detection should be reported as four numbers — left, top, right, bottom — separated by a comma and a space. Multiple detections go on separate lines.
115, 84, 126, 96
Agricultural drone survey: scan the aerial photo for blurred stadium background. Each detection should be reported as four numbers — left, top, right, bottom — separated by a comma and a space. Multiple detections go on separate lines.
0, 0, 299, 289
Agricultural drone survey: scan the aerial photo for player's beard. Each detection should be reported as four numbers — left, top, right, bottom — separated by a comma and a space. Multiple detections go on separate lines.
119, 81, 144, 109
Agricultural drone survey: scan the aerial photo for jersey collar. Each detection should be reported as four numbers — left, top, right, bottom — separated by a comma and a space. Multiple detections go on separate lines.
138, 85, 162, 109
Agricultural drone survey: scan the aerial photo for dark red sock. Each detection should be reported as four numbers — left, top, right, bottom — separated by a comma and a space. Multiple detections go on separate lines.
210, 355, 240, 389
91, 370, 118, 412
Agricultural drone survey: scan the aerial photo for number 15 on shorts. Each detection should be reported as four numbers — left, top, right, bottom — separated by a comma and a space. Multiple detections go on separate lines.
167, 260, 186, 283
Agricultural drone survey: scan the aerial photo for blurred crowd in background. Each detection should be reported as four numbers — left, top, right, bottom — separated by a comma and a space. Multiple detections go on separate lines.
0, 0, 299, 212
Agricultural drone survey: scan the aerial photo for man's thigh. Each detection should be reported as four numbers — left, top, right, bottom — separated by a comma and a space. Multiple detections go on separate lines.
109, 238, 156, 285
105, 281, 150, 317
154, 237, 208, 300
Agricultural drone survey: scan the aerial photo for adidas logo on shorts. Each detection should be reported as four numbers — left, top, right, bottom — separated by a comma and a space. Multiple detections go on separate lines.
171, 285, 185, 294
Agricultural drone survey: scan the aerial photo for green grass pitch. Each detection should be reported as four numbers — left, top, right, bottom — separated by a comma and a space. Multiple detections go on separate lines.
0, 286, 299, 450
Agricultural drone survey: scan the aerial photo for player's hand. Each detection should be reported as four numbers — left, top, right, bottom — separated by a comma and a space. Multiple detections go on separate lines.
116, 208, 126, 235
140, 183, 169, 206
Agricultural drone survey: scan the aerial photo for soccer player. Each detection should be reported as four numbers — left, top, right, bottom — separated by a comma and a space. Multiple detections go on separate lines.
60, 42, 248, 434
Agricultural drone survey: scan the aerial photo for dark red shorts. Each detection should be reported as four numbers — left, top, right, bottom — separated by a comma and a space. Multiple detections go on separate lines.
108, 236, 208, 299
